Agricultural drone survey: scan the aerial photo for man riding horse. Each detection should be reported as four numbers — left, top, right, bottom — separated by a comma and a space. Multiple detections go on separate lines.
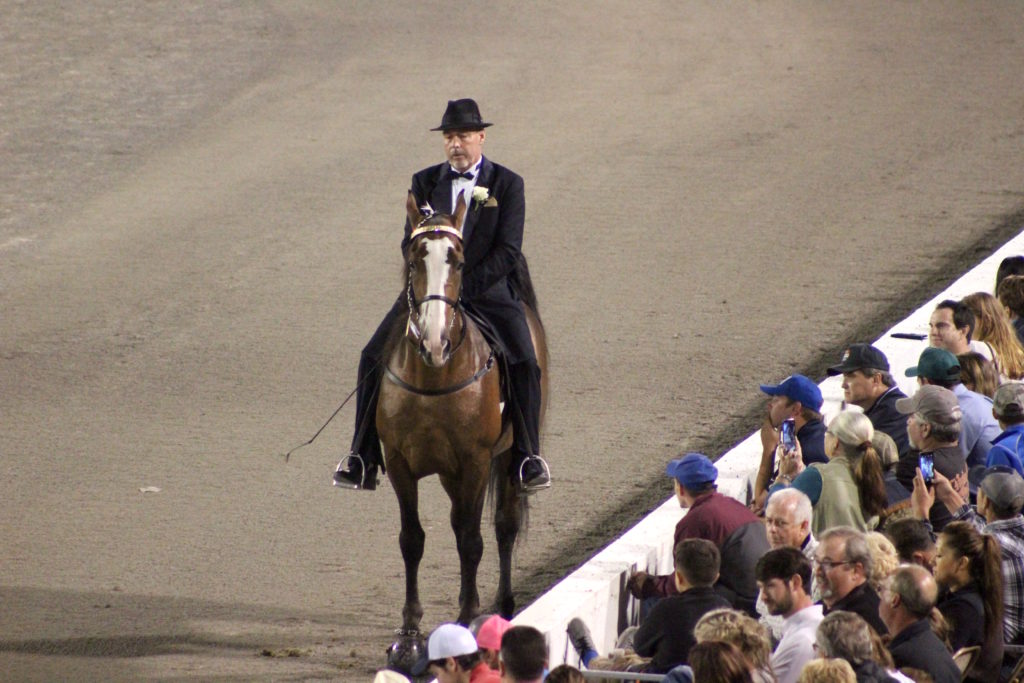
334, 98, 550, 495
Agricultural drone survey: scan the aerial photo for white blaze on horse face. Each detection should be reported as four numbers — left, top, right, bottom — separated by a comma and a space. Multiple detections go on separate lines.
419, 236, 455, 365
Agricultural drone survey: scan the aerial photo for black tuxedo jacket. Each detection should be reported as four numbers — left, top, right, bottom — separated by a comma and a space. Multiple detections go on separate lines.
401, 156, 525, 302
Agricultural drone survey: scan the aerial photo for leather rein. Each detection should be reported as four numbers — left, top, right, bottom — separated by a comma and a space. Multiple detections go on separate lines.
384, 225, 495, 397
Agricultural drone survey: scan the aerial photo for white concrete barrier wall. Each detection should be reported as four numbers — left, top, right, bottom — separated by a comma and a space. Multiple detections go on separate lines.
514, 228, 1024, 669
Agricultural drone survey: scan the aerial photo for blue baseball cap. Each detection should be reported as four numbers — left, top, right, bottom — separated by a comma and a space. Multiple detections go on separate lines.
759, 375, 823, 411
666, 453, 718, 489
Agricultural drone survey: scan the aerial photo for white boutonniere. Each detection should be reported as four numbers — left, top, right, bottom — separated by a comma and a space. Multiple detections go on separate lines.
472, 186, 490, 208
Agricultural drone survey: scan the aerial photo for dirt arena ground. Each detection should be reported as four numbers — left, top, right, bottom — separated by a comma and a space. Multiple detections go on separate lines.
3, 2, 1024, 680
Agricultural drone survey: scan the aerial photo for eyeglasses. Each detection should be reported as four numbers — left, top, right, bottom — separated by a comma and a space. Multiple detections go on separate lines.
816, 558, 852, 571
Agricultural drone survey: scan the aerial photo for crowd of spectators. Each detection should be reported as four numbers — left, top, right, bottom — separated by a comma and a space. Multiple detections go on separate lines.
376, 259, 1024, 683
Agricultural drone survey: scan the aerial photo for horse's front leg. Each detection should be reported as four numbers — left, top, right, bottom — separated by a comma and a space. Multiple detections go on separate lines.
492, 450, 522, 619
389, 458, 425, 632
441, 471, 486, 625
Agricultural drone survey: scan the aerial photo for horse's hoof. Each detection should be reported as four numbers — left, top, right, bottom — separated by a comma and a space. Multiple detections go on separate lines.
386, 629, 426, 678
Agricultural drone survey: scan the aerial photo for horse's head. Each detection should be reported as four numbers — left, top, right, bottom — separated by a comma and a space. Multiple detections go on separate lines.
404, 191, 467, 367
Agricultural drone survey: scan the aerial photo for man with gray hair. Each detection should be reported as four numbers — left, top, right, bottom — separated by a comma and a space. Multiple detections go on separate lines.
757, 489, 819, 639
894, 384, 967, 532
827, 343, 910, 457
879, 565, 960, 683
814, 527, 887, 636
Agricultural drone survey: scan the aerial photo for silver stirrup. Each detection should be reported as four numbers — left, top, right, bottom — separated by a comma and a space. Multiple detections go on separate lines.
518, 456, 551, 495
333, 453, 366, 490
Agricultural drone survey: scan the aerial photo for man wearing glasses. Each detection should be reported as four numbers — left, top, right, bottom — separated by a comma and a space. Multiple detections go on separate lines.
814, 527, 888, 635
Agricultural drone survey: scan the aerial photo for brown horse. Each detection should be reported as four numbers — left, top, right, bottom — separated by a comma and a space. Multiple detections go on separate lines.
378, 192, 547, 634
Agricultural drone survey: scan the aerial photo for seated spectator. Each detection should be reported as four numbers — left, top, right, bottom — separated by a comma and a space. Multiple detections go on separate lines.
957, 352, 999, 398
412, 622, 501, 683
797, 659, 856, 683
864, 533, 899, 595
929, 299, 993, 362
873, 431, 913, 526
815, 527, 888, 636
878, 565, 961, 683
894, 385, 968, 532
544, 665, 584, 683
693, 608, 776, 683
997, 275, 1024, 346
756, 547, 823, 683
754, 375, 828, 509
569, 539, 731, 673
962, 292, 1024, 379
910, 465, 1024, 647
884, 518, 936, 570
476, 615, 511, 671
827, 344, 910, 457
815, 610, 913, 683
996, 255, 1024, 294
987, 382, 1024, 476
627, 453, 769, 615
932, 521, 1003, 683
758, 488, 819, 639
689, 641, 755, 683
773, 410, 887, 535
906, 347, 999, 468
500, 626, 547, 683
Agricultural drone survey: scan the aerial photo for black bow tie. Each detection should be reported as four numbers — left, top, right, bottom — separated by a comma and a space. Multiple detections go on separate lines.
447, 169, 475, 181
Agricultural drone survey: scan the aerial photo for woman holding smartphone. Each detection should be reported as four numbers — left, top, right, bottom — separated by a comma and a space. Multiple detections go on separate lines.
772, 410, 888, 535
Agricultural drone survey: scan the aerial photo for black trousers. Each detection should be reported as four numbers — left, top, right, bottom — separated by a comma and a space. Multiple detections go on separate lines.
350, 290, 541, 471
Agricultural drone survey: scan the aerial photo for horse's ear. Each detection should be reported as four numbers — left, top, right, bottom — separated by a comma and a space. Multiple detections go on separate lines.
406, 191, 421, 228
453, 191, 467, 233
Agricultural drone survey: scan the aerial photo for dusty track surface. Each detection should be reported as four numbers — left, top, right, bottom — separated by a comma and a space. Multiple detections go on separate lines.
3, 2, 1024, 680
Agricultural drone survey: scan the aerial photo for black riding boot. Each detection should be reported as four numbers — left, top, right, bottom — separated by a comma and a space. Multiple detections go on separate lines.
507, 358, 549, 492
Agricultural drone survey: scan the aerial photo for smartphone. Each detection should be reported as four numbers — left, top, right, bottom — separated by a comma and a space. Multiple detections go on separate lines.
780, 418, 797, 453
920, 453, 935, 484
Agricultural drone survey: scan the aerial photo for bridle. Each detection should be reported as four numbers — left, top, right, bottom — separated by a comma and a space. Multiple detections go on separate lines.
386, 219, 495, 396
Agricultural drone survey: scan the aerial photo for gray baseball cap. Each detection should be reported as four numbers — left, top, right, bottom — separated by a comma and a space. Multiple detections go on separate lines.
979, 467, 1024, 512
994, 382, 1024, 419
895, 385, 962, 425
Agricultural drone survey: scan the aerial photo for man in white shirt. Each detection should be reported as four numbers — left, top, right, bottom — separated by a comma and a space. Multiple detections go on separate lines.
756, 547, 823, 683
757, 488, 819, 640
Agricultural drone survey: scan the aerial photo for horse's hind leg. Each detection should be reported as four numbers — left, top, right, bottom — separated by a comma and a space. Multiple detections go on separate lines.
441, 473, 486, 626
389, 459, 425, 632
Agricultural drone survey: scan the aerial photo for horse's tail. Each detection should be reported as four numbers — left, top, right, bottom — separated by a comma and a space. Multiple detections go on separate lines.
512, 254, 543, 328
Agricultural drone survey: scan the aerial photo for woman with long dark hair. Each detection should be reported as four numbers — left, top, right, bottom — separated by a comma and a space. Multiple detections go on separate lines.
933, 521, 1004, 683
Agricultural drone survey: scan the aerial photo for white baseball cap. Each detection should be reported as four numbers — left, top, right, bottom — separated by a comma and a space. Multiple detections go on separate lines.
411, 623, 479, 675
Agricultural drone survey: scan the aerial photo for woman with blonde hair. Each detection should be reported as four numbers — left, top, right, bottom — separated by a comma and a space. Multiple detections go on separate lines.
962, 291, 1024, 379
694, 608, 776, 683
797, 659, 856, 683
864, 532, 899, 594
774, 411, 888, 535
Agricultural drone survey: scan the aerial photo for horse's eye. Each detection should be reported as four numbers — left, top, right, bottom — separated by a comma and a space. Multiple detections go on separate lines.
456, 262, 464, 272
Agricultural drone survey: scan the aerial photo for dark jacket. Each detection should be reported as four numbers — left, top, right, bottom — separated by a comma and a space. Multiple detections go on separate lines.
798, 418, 828, 465
865, 386, 911, 458
405, 157, 534, 363
887, 618, 961, 683
896, 445, 966, 532
633, 586, 732, 673
938, 583, 1002, 683
822, 583, 888, 636
853, 660, 898, 683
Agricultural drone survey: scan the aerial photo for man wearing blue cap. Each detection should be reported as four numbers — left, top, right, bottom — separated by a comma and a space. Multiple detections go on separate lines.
752, 375, 827, 511
627, 453, 769, 616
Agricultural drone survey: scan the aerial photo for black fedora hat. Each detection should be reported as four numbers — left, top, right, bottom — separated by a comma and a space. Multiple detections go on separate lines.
430, 98, 492, 132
